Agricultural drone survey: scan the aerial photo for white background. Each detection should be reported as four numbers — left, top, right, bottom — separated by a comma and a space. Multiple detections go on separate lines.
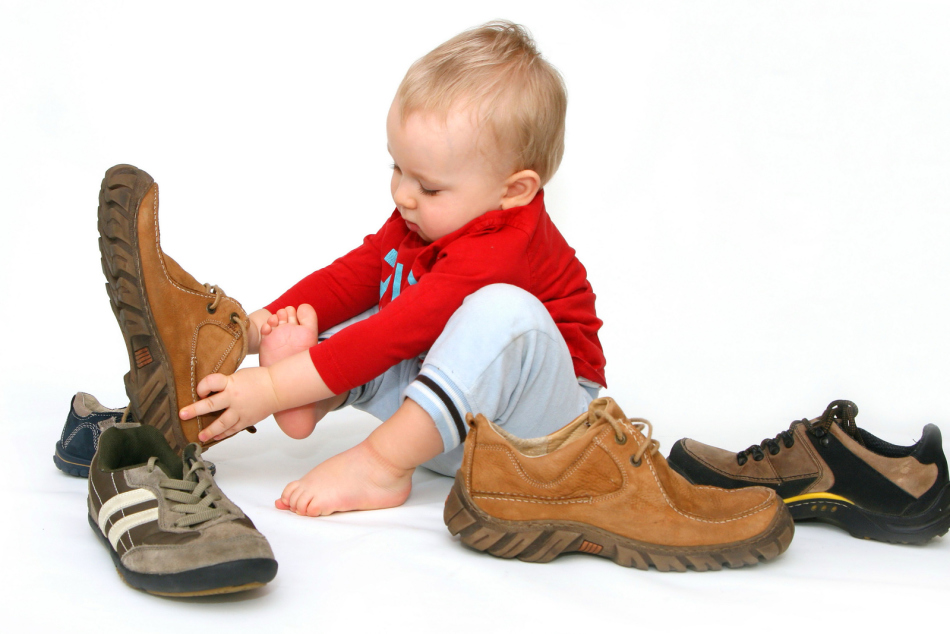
2, 0, 948, 631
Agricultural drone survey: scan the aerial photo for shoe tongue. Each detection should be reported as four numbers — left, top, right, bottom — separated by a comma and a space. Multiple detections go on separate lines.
182, 443, 204, 472
588, 397, 628, 425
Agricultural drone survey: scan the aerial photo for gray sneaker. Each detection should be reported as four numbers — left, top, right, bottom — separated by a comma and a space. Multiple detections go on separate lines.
88, 424, 277, 596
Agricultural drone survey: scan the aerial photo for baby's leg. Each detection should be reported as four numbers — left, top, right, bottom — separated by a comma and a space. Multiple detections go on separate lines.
259, 304, 339, 439
276, 398, 440, 516
275, 284, 593, 516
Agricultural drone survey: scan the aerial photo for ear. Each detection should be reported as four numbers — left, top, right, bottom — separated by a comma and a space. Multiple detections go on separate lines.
500, 169, 541, 209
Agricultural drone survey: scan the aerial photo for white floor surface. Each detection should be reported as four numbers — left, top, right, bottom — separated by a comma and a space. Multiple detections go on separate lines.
2, 2, 948, 632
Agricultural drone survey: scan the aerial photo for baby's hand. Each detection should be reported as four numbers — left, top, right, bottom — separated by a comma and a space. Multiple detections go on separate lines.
180, 367, 280, 442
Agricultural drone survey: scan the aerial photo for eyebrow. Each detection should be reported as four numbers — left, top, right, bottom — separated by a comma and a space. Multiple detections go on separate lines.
387, 146, 441, 185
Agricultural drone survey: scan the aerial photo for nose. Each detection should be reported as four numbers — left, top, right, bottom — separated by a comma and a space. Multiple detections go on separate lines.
391, 173, 417, 211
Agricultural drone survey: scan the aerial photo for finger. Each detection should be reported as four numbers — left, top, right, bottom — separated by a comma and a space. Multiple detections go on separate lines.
181, 393, 226, 421
198, 411, 237, 443
275, 498, 291, 510
196, 373, 229, 398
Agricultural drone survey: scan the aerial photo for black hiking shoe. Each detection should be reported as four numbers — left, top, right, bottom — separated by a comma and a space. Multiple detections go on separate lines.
667, 400, 950, 544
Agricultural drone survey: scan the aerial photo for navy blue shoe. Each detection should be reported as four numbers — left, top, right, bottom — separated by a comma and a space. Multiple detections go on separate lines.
55, 393, 216, 477
54, 393, 132, 477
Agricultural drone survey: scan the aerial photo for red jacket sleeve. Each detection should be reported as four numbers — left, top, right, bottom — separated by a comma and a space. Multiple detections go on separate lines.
310, 224, 532, 394
265, 212, 401, 332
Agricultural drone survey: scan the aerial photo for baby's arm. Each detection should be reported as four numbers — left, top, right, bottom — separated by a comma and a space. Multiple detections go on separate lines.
180, 350, 335, 443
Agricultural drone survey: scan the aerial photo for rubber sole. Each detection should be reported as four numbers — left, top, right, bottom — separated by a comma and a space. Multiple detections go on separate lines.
53, 442, 90, 478
785, 482, 950, 545
88, 514, 277, 597
98, 165, 187, 453
444, 479, 794, 571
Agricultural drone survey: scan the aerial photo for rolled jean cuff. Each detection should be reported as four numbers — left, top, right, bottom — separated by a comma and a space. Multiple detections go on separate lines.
404, 367, 472, 452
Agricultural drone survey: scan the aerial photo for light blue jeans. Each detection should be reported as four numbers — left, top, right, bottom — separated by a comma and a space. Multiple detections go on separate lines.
320, 284, 600, 476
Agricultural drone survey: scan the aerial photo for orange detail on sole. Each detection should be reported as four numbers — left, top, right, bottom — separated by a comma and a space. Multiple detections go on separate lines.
134, 347, 153, 368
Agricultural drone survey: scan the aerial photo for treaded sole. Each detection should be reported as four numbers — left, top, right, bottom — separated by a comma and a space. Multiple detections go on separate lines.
786, 483, 950, 545
443, 478, 794, 571
53, 443, 89, 478
97, 165, 187, 453
87, 514, 277, 596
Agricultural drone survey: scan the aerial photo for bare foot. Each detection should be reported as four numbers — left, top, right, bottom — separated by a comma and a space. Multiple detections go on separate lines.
259, 304, 322, 439
275, 439, 413, 516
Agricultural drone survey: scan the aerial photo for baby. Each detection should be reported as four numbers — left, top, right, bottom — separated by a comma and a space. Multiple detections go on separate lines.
180, 20, 607, 516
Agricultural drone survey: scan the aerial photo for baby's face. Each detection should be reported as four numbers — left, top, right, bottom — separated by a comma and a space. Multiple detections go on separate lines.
387, 101, 513, 243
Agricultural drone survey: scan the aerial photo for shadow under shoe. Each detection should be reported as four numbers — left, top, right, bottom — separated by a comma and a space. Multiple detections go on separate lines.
667, 400, 950, 544
445, 397, 794, 571
98, 164, 251, 453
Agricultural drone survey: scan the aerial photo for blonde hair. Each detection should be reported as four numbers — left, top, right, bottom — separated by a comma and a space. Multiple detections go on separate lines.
396, 20, 567, 186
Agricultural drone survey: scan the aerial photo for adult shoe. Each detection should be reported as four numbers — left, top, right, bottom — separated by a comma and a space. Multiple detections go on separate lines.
667, 400, 950, 544
88, 424, 277, 596
98, 164, 250, 452
444, 397, 793, 571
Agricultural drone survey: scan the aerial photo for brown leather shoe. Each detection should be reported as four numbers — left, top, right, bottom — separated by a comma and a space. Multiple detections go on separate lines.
98, 165, 250, 452
444, 397, 793, 571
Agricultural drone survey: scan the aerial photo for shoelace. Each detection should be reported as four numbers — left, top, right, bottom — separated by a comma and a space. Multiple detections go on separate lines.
203, 283, 248, 361
146, 454, 228, 528
736, 399, 861, 466
590, 406, 661, 466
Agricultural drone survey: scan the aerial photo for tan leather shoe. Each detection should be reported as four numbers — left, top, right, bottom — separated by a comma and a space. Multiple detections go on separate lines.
444, 397, 793, 571
98, 165, 250, 452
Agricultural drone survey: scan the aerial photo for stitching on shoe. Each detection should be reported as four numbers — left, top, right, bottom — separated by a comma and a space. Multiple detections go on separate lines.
150, 185, 240, 311
64, 420, 99, 446
682, 443, 784, 484
189, 320, 240, 432
643, 450, 774, 524
478, 437, 617, 490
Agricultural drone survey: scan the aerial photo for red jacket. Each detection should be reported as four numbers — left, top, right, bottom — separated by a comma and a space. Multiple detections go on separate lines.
266, 191, 606, 394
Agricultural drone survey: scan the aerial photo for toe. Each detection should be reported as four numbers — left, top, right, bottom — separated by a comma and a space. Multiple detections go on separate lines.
298, 304, 319, 332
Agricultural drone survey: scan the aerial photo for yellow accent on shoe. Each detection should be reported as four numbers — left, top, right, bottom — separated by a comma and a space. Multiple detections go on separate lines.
783, 492, 853, 505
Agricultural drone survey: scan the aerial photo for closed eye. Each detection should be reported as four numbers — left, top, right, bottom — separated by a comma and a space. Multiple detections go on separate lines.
418, 185, 439, 196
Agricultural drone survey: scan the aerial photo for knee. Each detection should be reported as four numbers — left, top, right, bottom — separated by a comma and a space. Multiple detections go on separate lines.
456, 284, 552, 336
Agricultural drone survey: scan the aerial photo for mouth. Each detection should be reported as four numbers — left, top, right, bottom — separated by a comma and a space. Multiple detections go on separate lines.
404, 219, 420, 233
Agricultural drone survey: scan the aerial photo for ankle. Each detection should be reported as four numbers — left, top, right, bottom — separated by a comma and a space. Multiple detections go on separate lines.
361, 435, 415, 481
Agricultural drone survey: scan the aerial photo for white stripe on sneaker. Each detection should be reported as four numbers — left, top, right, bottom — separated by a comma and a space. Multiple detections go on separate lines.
108, 508, 159, 549
98, 488, 157, 534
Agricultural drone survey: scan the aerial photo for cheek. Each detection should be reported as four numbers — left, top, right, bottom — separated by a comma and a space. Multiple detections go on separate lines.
390, 171, 399, 197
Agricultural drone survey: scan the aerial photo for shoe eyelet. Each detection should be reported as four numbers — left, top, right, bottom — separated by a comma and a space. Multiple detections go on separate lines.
206, 303, 217, 314
820, 436, 830, 447
769, 445, 780, 456
230, 312, 240, 324
737, 455, 748, 466
615, 434, 627, 445
630, 456, 641, 467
